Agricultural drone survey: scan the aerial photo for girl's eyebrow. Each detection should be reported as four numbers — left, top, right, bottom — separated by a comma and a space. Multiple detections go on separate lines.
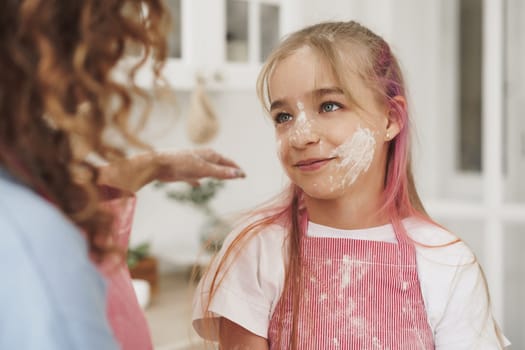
314, 87, 345, 97
270, 100, 286, 112
270, 87, 344, 111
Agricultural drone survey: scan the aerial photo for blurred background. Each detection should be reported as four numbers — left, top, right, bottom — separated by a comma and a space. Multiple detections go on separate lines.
123, 0, 525, 348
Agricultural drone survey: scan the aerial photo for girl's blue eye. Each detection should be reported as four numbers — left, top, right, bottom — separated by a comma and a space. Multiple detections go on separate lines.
321, 102, 341, 113
274, 113, 293, 124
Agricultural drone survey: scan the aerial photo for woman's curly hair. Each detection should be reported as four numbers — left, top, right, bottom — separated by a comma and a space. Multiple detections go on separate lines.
0, 0, 168, 261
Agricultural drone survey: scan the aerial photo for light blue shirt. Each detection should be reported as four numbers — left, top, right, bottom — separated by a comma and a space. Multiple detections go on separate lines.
0, 167, 118, 349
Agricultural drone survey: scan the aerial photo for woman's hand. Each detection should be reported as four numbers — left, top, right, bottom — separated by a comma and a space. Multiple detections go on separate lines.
155, 148, 245, 186
97, 148, 245, 193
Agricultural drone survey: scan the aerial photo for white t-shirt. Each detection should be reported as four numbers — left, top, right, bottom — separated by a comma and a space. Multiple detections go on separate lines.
192, 217, 510, 349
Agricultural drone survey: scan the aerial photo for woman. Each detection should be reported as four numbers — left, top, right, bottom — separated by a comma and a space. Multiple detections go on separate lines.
0, 1, 244, 349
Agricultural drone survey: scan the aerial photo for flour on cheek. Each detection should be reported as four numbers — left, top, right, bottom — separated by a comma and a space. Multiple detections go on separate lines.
329, 127, 376, 189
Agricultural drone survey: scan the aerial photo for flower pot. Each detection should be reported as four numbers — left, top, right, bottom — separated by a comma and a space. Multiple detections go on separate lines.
129, 256, 159, 295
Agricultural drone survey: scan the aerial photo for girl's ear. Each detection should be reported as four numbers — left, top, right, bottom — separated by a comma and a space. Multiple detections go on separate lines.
384, 95, 406, 141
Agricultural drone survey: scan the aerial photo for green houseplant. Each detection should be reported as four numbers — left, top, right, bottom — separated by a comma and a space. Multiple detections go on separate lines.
127, 242, 159, 294
154, 179, 230, 252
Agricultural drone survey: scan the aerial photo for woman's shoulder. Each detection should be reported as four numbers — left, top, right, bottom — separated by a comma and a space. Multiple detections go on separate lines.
0, 170, 101, 275
0, 170, 117, 348
0, 170, 81, 242
0, 169, 105, 289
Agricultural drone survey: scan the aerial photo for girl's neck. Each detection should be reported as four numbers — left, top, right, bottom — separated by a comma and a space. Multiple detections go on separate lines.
303, 188, 388, 230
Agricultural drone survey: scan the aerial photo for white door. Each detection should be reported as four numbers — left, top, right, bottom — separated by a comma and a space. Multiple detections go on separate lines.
423, 0, 525, 347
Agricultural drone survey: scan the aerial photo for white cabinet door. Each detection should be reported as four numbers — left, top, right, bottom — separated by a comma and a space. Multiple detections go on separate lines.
505, 0, 525, 203
132, 0, 286, 91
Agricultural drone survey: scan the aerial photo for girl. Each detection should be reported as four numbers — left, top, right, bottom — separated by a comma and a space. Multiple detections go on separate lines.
192, 21, 509, 349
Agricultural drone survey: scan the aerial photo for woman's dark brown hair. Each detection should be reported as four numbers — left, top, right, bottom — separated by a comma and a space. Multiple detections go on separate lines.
0, 0, 168, 261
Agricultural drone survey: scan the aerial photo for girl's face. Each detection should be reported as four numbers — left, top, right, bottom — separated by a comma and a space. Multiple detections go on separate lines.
268, 46, 390, 202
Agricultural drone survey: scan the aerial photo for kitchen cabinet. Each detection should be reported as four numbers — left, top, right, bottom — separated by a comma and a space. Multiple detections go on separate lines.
128, 0, 292, 91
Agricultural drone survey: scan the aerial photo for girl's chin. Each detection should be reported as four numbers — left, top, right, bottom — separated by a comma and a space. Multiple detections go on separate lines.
301, 185, 346, 200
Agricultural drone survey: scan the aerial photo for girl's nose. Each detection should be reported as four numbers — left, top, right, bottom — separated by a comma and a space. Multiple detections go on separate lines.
289, 112, 320, 148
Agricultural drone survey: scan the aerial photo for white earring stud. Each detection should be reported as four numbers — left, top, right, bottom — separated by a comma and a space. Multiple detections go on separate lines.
385, 132, 390, 141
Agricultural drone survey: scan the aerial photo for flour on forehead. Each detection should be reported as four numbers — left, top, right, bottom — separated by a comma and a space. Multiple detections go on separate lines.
329, 127, 376, 186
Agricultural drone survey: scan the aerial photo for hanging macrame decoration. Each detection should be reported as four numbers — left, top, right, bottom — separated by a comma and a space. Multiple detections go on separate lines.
186, 77, 219, 144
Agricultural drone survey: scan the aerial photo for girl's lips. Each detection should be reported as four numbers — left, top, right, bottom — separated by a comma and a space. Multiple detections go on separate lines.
294, 158, 335, 171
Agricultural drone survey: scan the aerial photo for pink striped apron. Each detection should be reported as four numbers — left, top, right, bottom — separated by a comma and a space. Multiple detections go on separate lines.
268, 221, 434, 349
97, 187, 153, 350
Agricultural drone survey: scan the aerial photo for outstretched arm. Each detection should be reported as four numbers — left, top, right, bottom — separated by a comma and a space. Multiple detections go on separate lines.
97, 148, 245, 193
219, 317, 269, 350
